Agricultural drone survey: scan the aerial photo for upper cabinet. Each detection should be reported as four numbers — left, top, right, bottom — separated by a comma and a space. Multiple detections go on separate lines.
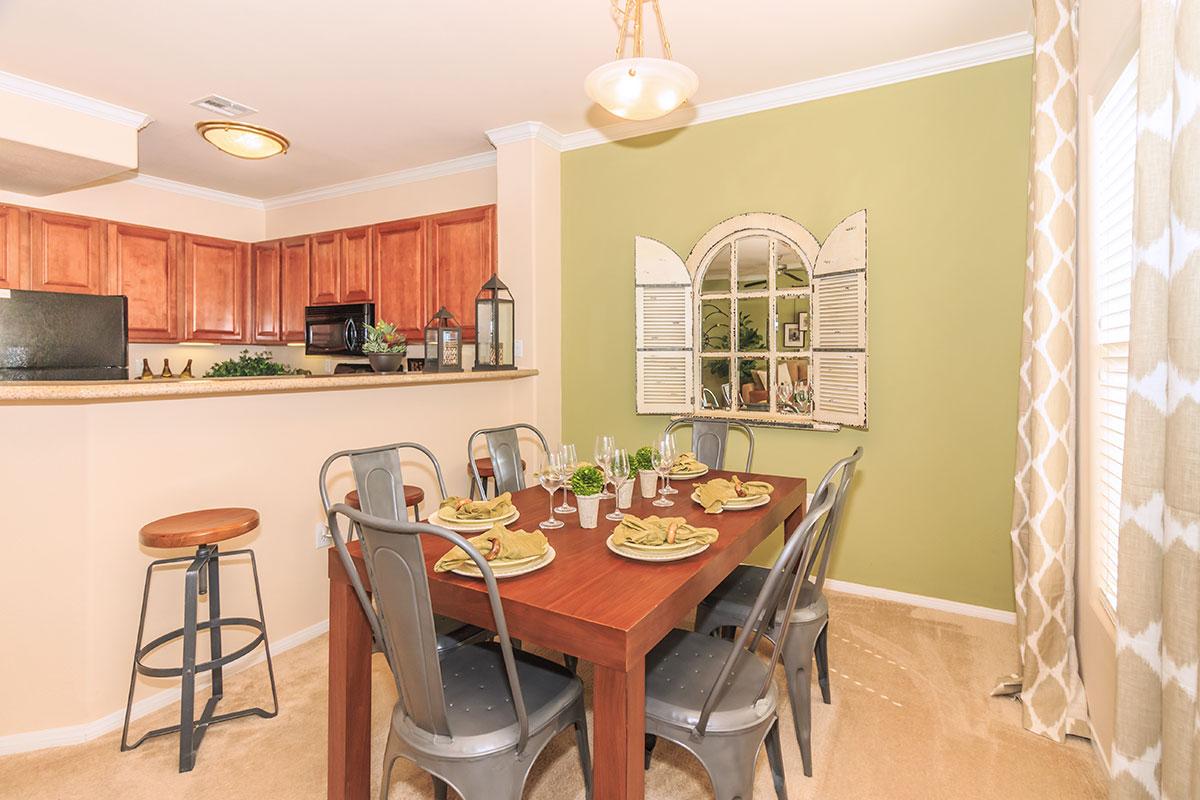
280, 237, 310, 342
374, 218, 428, 339
106, 223, 180, 342
183, 235, 248, 342
426, 205, 496, 341
309, 231, 341, 305
0, 205, 23, 290
28, 210, 105, 295
251, 241, 283, 343
340, 226, 373, 303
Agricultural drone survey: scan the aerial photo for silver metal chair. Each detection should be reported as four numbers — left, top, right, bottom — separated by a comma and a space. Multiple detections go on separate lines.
643, 483, 837, 800
693, 447, 862, 776
466, 423, 551, 498
319, 442, 487, 657
664, 418, 756, 472
326, 504, 592, 800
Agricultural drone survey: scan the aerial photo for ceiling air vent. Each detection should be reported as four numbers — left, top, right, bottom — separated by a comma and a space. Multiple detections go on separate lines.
189, 95, 257, 118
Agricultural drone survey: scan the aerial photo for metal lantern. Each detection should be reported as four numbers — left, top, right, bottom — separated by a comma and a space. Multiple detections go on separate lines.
422, 306, 463, 373
473, 274, 516, 371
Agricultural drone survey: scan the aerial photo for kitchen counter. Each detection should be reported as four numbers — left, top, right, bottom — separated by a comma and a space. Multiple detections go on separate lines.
0, 367, 539, 403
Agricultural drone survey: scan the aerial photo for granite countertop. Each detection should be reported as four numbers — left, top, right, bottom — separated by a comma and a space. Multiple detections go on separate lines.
0, 368, 539, 403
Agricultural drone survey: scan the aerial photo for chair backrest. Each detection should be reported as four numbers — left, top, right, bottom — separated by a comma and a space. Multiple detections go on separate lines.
326, 504, 533, 754
467, 423, 550, 497
693, 481, 837, 737
663, 417, 756, 472
798, 446, 862, 601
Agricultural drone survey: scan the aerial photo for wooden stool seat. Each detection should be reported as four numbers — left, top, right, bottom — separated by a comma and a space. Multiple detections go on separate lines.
140, 508, 259, 549
470, 457, 526, 478
344, 486, 424, 511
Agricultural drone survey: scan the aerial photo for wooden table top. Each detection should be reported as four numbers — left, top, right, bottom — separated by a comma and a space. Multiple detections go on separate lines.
331, 470, 807, 671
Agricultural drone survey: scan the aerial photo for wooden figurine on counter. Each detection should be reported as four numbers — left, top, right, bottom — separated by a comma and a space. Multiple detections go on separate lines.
179, 359, 193, 379
140, 359, 154, 380
160, 359, 173, 379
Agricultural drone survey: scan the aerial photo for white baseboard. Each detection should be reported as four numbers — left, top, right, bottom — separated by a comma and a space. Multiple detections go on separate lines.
0, 618, 329, 756
824, 578, 1017, 625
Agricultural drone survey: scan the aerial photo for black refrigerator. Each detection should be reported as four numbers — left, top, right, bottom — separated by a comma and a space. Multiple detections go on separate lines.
0, 289, 129, 380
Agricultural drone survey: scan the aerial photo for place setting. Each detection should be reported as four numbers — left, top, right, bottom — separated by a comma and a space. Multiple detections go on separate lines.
605, 514, 719, 562
432, 522, 555, 579
427, 491, 520, 532
692, 474, 775, 513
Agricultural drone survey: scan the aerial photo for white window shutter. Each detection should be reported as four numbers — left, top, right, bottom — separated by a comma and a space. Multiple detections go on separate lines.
812, 210, 868, 428
812, 352, 867, 427
812, 272, 866, 349
635, 236, 694, 414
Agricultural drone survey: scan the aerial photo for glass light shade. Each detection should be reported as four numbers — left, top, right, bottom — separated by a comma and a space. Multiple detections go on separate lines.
585, 57, 698, 121
196, 121, 289, 160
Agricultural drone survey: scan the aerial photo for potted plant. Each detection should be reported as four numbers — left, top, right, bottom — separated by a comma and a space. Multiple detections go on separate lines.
362, 320, 408, 373
571, 465, 605, 529
634, 446, 658, 499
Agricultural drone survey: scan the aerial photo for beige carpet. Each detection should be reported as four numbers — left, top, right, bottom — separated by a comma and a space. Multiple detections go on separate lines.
0, 593, 1108, 799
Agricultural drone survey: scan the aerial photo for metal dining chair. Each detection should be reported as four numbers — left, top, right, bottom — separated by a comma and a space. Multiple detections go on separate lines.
664, 418, 756, 472
326, 504, 593, 800
643, 483, 837, 800
466, 423, 551, 498
319, 442, 488, 657
693, 446, 862, 777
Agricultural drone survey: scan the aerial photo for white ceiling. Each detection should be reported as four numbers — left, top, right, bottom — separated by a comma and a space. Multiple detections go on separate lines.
0, 0, 1030, 199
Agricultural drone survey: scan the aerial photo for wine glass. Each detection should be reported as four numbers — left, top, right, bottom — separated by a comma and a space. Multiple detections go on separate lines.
660, 433, 679, 495
607, 449, 632, 522
537, 452, 565, 530
593, 435, 615, 499
650, 437, 676, 507
555, 443, 578, 514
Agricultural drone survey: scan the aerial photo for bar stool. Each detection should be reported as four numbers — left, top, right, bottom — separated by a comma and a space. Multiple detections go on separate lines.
121, 508, 278, 773
467, 457, 527, 499
344, 485, 423, 519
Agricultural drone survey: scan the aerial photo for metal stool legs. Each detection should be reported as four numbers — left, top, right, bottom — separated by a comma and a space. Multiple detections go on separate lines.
121, 544, 278, 772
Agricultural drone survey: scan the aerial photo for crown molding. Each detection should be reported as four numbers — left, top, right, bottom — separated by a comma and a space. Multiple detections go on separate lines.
557, 31, 1034, 150
0, 70, 152, 130
262, 150, 496, 210
129, 174, 265, 210
485, 121, 568, 151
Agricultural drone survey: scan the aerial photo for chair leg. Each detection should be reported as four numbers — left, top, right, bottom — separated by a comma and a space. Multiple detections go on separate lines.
178, 553, 201, 773
788, 665, 813, 778
120, 561, 157, 752
644, 734, 657, 770
764, 720, 788, 800
699, 733, 760, 800
815, 624, 831, 705
564, 654, 579, 673
433, 777, 449, 800
207, 546, 224, 701
247, 550, 280, 717
380, 728, 403, 800
574, 702, 594, 800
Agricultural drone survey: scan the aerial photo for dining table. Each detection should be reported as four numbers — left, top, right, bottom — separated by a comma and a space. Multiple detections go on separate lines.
326, 468, 808, 800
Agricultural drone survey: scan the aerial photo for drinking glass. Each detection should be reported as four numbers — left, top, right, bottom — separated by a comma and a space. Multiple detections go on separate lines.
555, 443, 578, 514
650, 437, 676, 507
593, 435, 615, 499
659, 434, 679, 495
607, 449, 632, 521
537, 452, 565, 530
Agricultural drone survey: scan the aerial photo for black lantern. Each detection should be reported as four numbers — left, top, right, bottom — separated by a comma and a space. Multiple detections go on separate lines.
473, 274, 516, 371
423, 306, 463, 373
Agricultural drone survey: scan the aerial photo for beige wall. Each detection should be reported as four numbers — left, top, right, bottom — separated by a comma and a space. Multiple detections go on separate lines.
1076, 0, 1139, 764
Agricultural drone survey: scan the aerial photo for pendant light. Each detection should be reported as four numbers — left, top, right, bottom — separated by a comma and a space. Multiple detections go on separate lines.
195, 121, 289, 160
585, 0, 698, 121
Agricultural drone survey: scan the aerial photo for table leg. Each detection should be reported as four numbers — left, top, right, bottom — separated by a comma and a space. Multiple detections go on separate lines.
593, 657, 646, 800
783, 492, 809, 541
328, 577, 373, 800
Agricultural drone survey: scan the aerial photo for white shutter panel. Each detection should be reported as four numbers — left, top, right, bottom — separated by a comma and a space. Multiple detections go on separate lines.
635, 236, 694, 414
812, 210, 868, 428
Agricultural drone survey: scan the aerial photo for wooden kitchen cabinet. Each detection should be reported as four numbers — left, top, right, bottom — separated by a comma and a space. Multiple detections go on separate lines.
280, 237, 310, 342
251, 241, 282, 343
183, 235, 248, 342
28, 210, 106, 295
373, 218, 428, 339
340, 226, 373, 303
106, 222, 180, 342
0, 205, 24, 290
426, 205, 495, 341
309, 231, 341, 305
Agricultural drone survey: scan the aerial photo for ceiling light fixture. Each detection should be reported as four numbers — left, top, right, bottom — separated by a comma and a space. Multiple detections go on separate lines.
195, 121, 289, 160
585, 0, 698, 121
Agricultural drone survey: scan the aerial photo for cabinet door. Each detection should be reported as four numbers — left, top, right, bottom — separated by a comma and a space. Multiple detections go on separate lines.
374, 218, 427, 340
29, 210, 105, 294
184, 235, 248, 342
251, 241, 282, 343
0, 205, 24, 290
340, 226, 373, 303
106, 223, 180, 342
309, 231, 341, 305
426, 205, 495, 342
280, 237, 310, 342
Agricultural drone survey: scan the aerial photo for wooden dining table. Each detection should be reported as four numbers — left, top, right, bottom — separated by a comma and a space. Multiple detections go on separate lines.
326, 469, 808, 800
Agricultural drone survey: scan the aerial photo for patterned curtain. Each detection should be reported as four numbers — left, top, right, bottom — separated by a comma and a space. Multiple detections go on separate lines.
993, 0, 1091, 742
1111, 0, 1200, 796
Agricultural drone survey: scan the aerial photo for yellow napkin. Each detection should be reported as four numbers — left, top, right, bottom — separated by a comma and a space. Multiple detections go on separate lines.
694, 476, 774, 514
670, 451, 706, 475
439, 491, 514, 521
611, 515, 719, 547
433, 523, 548, 572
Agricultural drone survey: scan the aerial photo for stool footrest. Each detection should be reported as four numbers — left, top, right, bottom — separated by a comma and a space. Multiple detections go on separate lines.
121, 694, 277, 752
135, 616, 267, 679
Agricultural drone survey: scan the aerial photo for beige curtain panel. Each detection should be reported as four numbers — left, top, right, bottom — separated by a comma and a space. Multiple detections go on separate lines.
994, 0, 1090, 742
1111, 0, 1200, 797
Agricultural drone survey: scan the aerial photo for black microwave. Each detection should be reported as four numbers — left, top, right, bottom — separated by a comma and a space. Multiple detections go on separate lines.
305, 303, 375, 356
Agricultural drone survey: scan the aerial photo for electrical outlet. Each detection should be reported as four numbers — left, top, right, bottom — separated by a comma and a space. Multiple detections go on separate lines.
514, 339, 524, 358
315, 522, 333, 549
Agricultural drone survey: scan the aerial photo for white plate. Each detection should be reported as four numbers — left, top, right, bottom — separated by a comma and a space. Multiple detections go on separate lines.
450, 545, 556, 579
690, 490, 771, 511
606, 535, 710, 562
621, 538, 700, 552
430, 507, 520, 532
669, 465, 710, 480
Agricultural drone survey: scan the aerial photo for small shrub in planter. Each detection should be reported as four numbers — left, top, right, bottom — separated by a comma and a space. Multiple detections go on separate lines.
571, 465, 604, 528
363, 320, 408, 373
634, 446, 659, 498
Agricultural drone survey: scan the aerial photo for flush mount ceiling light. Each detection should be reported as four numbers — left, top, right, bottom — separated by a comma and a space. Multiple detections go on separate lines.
585, 0, 698, 121
195, 121, 289, 160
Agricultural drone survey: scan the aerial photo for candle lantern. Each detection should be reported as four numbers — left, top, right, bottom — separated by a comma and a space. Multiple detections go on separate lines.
473, 274, 516, 371
422, 306, 463, 373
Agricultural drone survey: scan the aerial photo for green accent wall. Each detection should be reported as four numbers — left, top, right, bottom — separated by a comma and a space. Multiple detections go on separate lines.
560, 57, 1032, 611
